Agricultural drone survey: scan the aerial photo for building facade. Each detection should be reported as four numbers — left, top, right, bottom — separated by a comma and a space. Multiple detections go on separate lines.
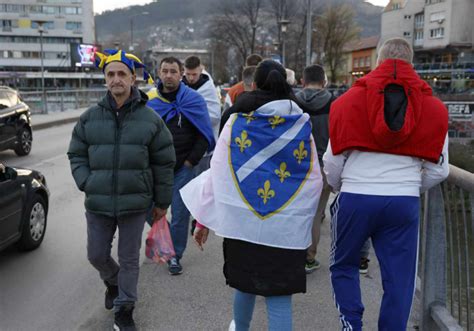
381, 0, 474, 138
381, 0, 473, 64
0, 0, 97, 89
343, 36, 380, 85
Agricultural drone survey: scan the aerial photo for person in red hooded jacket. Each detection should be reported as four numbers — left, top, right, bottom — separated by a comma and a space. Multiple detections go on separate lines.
323, 38, 449, 331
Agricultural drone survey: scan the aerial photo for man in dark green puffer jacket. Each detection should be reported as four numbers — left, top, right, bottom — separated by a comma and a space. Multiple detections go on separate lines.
67, 49, 175, 331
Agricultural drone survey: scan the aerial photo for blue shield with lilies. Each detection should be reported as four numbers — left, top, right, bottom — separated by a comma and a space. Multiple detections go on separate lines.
229, 112, 313, 219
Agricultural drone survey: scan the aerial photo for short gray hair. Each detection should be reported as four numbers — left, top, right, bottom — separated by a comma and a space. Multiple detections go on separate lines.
378, 38, 413, 64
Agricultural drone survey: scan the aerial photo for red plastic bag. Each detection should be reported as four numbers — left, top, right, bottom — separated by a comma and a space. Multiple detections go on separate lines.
145, 216, 175, 264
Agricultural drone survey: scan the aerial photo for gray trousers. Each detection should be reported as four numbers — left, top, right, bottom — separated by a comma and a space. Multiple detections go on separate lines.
85, 211, 146, 308
306, 167, 332, 261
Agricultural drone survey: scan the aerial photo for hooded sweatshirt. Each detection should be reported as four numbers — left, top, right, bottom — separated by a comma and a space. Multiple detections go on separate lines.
296, 88, 336, 162
323, 59, 449, 197
329, 59, 448, 163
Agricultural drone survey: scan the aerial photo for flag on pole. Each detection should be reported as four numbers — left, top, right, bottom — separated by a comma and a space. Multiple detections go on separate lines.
180, 100, 323, 249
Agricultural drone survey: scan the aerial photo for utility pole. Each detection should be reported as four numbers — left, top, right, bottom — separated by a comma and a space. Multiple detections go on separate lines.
305, 0, 312, 67
36, 21, 48, 114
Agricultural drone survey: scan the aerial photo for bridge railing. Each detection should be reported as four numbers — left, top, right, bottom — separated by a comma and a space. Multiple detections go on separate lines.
421, 164, 474, 330
20, 88, 107, 114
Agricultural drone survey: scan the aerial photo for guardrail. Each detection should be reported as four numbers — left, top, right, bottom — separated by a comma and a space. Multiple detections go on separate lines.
21, 88, 107, 114
421, 165, 474, 330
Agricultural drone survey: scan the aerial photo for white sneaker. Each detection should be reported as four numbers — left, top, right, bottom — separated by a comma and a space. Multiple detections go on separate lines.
228, 320, 236, 331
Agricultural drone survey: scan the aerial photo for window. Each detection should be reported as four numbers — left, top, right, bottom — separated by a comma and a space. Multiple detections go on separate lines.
6, 4, 20, 12
66, 22, 82, 31
430, 27, 444, 38
415, 31, 424, 41
365, 57, 371, 67
392, 3, 401, 10
0, 51, 13, 58
31, 21, 55, 29
426, 0, 445, 4
42, 6, 59, 15
1, 20, 18, 31
415, 13, 424, 28
28, 5, 42, 13
6, 91, 18, 106
430, 11, 445, 22
62, 6, 82, 15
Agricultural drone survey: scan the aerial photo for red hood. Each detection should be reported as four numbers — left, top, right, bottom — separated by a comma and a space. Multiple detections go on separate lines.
354, 59, 433, 149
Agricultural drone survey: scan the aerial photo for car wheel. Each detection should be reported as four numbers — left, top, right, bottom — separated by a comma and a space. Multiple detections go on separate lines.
17, 195, 47, 251
14, 126, 32, 156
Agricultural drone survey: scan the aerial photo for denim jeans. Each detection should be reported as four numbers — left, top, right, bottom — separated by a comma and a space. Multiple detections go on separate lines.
85, 211, 146, 308
170, 165, 195, 259
233, 290, 292, 331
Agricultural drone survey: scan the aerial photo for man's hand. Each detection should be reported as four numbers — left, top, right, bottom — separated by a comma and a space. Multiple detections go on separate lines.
153, 207, 167, 222
184, 160, 193, 169
0, 163, 5, 173
193, 227, 209, 251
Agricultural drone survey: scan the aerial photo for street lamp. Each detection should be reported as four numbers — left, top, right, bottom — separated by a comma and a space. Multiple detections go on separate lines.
130, 12, 149, 51
278, 19, 290, 67
35, 20, 48, 114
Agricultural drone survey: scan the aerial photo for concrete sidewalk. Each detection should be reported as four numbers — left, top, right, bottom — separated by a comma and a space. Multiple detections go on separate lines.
33, 110, 420, 330
78, 203, 420, 331
31, 108, 86, 131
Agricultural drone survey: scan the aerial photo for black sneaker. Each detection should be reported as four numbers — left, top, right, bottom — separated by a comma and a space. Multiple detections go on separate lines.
359, 258, 370, 274
167, 257, 183, 275
104, 281, 119, 310
113, 306, 136, 331
305, 259, 321, 274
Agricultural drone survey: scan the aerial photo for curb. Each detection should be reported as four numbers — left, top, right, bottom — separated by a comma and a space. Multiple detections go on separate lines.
32, 116, 81, 131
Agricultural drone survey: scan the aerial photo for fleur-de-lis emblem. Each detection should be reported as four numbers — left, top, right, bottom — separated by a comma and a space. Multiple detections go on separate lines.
235, 130, 252, 152
242, 111, 256, 124
275, 162, 291, 183
293, 141, 308, 164
257, 180, 275, 204
268, 116, 285, 129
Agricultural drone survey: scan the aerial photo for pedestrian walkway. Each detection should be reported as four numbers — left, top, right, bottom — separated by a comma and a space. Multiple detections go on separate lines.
77, 198, 420, 330
34, 109, 420, 330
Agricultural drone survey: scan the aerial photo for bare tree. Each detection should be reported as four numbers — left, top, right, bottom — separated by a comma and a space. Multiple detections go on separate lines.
209, 0, 264, 66
314, 4, 360, 82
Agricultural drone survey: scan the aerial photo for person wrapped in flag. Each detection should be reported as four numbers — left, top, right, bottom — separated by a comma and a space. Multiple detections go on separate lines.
180, 60, 323, 331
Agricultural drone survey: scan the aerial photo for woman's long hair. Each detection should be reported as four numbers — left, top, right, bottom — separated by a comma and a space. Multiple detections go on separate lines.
254, 60, 296, 101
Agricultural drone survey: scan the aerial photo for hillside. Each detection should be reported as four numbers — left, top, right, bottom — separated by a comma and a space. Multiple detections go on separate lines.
95, 0, 383, 44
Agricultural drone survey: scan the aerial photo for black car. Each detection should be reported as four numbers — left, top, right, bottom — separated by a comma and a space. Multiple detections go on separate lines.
0, 165, 49, 251
0, 86, 33, 156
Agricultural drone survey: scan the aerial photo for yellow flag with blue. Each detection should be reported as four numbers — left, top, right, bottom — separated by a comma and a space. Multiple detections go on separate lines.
180, 100, 322, 249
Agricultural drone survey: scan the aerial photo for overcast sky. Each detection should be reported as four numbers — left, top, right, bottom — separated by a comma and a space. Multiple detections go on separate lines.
94, 0, 391, 14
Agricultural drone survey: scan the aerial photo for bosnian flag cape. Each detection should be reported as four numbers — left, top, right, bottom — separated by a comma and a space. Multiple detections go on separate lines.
180, 100, 322, 249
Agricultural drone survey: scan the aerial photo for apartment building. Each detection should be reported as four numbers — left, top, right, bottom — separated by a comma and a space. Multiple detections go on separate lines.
0, 0, 99, 89
381, 0, 473, 63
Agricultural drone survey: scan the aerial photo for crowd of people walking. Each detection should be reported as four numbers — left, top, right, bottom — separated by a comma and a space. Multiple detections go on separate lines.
67, 37, 449, 331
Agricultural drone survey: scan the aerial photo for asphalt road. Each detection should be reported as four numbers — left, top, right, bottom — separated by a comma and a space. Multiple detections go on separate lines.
0, 122, 419, 331
0, 123, 113, 331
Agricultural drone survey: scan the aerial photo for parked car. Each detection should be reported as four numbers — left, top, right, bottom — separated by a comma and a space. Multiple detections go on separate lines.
0, 164, 49, 251
0, 86, 33, 156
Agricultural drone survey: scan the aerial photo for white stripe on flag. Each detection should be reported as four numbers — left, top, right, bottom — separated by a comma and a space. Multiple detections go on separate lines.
236, 115, 308, 182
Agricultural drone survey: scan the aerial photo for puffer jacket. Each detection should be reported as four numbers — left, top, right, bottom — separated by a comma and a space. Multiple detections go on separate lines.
67, 88, 176, 217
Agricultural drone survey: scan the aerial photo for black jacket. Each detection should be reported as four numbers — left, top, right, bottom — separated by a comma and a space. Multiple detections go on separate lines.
220, 90, 303, 132
158, 84, 209, 171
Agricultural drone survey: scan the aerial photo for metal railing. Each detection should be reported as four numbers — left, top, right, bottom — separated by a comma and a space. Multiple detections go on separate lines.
20, 88, 107, 114
421, 165, 474, 330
